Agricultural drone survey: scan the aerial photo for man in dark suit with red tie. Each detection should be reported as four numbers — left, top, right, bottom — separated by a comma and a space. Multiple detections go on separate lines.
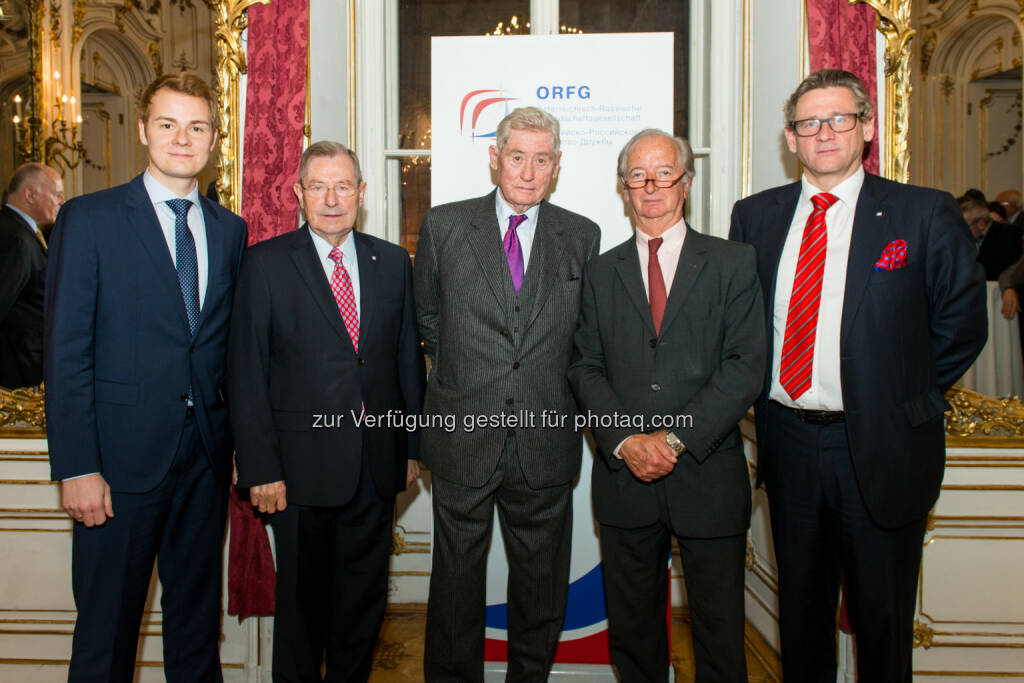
730, 69, 987, 681
46, 73, 247, 681
228, 141, 424, 682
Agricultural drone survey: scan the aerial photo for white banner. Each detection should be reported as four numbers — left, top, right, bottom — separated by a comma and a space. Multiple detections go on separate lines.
431, 32, 674, 672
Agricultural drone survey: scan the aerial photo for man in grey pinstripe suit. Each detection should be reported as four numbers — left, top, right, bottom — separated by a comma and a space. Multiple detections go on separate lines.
415, 107, 600, 682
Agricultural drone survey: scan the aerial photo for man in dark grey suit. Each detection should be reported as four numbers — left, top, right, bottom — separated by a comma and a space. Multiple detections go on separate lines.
0, 163, 64, 387
568, 130, 765, 682
415, 106, 600, 682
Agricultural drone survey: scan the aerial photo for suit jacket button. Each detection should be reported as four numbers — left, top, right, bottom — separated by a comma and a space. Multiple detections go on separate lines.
512, 362, 520, 370
357, 357, 365, 365
189, 345, 196, 353
651, 383, 661, 391
649, 339, 658, 348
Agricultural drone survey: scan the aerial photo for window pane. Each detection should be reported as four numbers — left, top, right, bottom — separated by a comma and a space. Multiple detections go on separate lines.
558, 1, 689, 138
398, 1, 530, 250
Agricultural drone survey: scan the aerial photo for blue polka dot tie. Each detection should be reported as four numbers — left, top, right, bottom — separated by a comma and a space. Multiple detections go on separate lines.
167, 198, 200, 336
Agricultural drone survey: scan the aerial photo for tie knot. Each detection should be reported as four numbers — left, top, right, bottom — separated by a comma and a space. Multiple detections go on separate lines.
508, 214, 527, 231
811, 192, 837, 212
328, 247, 343, 264
167, 198, 192, 218
648, 237, 664, 255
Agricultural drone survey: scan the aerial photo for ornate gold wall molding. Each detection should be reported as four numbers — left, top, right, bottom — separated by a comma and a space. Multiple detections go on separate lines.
0, 386, 46, 437
849, 0, 914, 182
946, 386, 1024, 442
208, 0, 270, 215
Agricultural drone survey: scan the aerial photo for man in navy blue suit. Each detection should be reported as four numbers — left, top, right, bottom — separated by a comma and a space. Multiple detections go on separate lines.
45, 73, 247, 682
730, 69, 986, 681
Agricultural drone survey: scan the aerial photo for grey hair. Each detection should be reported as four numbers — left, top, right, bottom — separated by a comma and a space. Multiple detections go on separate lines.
784, 69, 874, 125
959, 198, 991, 225
6, 162, 52, 195
298, 141, 363, 185
617, 129, 695, 181
495, 107, 561, 156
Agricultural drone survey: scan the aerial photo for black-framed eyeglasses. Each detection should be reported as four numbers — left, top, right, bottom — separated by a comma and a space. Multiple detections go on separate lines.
622, 173, 688, 190
789, 113, 862, 137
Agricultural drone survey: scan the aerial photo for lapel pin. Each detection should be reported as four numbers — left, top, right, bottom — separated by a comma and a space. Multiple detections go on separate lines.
876, 211, 883, 216
372, 255, 377, 261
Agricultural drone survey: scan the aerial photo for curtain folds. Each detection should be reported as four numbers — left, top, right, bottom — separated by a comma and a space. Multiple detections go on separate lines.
806, 0, 879, 175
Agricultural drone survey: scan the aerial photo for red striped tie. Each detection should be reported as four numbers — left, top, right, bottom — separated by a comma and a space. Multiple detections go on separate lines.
779, 192, 837, 400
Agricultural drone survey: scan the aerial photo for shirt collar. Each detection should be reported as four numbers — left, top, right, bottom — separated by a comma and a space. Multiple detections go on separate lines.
495, 188, 541, 227
308, 225, 358, 265
635, 218, 687, 250
5, 204, 38, 234
800, 165, 865, 209
143, 169, 202, 208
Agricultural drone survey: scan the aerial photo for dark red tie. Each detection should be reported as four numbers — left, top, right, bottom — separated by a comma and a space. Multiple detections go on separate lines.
648, 237, 667, 335
779, 192, 838, 399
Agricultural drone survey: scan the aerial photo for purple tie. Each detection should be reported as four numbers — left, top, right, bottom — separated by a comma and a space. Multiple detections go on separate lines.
504, 214, 527, 294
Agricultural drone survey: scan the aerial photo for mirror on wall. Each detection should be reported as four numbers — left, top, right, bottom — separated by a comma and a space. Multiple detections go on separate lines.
0, 0, 222, 434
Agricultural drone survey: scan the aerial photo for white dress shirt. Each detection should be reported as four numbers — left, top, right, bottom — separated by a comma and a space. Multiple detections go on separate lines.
309, 226, 361, 318
635, 219, 688, 297
769, 166, 865, 411
495, 189, 540, 271
143, 171, 210, 307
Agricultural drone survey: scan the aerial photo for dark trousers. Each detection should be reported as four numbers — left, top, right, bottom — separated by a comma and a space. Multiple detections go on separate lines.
600, 481, 747, 683
68, 416, 227, 683
270, 455, 394, 683
763, 401, 926, 683
424, 436, 573, 683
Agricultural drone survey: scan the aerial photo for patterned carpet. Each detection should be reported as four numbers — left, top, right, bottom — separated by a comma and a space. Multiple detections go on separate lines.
369, 605, 782, 682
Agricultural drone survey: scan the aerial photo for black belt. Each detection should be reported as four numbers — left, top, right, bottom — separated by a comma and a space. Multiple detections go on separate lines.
770, 400, 845, 425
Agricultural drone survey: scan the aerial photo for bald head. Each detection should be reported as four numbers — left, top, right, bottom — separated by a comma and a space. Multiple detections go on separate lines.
5, 163, 64, 225
996, 189, 1022, 218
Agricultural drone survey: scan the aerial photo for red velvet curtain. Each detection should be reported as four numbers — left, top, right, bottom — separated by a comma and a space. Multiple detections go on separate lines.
240, 0, 310, 245
228, 0, 309, 621
807, 0, 879, 175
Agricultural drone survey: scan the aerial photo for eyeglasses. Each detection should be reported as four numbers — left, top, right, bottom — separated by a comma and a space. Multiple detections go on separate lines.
789, 113, 862, 137
622, 173, 687, 190
302, 183, 358, 197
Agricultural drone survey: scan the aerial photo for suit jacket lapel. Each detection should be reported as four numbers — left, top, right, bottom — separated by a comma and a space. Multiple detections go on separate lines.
841, 174, 889, 347
194, 195, 225, 336
466, 192, 512, 316
125, 175, 191, 332
613, 237, 657, 337
354, 232, 378, 348
524, 201, 566, 330
659, 227, 707, 336
289, 226, 357, 353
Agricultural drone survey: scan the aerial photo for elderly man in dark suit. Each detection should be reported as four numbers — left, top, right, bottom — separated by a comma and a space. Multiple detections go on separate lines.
959, 196, 1023, 280
730, 69, 986, 681
228, 141, 424, 682
568, 129, 765, 682
46, 73, 247, 682
0, 163, 63, 387
414, 106, 600, 682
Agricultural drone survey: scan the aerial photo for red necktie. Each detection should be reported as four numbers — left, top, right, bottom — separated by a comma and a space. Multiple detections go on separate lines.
648, 237, 667, 335
779, 192, 837, 400
328, 247, 359, 352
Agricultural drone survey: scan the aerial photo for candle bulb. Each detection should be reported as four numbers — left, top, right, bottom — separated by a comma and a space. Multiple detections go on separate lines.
12, 114, 20, 126
13, 94, 22, 118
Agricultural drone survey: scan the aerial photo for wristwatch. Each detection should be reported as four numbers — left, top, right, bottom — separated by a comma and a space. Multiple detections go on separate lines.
664, 431, 685, 455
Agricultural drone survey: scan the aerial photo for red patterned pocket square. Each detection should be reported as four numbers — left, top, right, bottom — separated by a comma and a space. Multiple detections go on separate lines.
873, 239, 908, 271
